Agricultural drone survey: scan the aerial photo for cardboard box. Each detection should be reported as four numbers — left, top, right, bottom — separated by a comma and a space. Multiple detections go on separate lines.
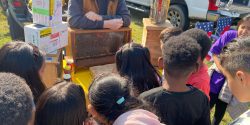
45, 50, 61, 63
41, 62, 59, 88
24, 22, 68, 53
32, 0, 62, 26
42, 50, 63, 88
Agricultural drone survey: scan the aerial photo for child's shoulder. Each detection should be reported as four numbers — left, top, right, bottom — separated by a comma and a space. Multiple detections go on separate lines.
139, 87, 164, 99
189, 86, 208, 99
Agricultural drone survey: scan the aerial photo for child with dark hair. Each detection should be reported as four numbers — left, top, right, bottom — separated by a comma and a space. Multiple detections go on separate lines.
0, 73, 35, 125
36, 81, 88, 125
182, 28, 212, 99
209, 14, 250, 125
219, 38, 250, 125
159, 27, 183, 44
0, 41, 46, 103
140, 35, 210, 125
116, 42, 161, 96
158, 27, 183, 79
88, 74, 163, 125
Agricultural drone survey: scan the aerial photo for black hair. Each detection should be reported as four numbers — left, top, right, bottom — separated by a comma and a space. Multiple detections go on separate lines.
0, 41, 46, 103
159, 27, 183, 44
88, 74, 150, 124
0, 73, 34, 125
36, 81, 88, 125
220, 38, 250, 76
182, 28, 212, 60
115, 42, 161, 95
162, 35, 201, 77
237, 14, 250, 28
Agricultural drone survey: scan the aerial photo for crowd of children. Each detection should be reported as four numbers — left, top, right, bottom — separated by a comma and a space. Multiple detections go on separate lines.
0, 14, 250, 125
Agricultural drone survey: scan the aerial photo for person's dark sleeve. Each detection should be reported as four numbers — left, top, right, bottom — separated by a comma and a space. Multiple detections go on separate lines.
67, 0, 104, 29
196, 95, 211, 125
101, 0, 131, 27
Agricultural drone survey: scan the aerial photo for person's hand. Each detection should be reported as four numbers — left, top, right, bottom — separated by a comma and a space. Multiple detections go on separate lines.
104, 19, 123, 30
85, 11, 102, 21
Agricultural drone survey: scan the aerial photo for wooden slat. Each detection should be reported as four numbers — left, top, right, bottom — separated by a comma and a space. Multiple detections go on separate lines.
142, 18, 172, 66
67, 27, 131, 69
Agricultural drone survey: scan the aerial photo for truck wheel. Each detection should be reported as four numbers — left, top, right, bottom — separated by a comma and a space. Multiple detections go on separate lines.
7, 9, 24, 40
167, 5, 189, 30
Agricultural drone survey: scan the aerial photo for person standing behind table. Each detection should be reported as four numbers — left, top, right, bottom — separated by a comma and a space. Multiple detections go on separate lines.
68, 0, 131, 29
209, 14, 250, 125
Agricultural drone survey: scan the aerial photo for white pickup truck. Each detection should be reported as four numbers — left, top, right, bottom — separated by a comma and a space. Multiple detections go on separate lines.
126, 0, 250, 30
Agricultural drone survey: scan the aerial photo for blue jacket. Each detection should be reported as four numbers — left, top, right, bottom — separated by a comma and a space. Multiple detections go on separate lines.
68, 0, 131, 29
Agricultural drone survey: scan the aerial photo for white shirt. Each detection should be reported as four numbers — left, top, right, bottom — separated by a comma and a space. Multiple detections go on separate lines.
229, 110, 250, 125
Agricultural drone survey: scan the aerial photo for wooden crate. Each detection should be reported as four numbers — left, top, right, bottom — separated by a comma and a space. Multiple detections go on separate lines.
142, 18, 172, 66
66, 27, 131, 68
41, 50, 63, 88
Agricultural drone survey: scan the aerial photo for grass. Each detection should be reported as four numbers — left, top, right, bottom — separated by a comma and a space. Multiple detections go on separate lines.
0, 7, 11, 47
130, 10, 148, 43
0, 7, 234, 124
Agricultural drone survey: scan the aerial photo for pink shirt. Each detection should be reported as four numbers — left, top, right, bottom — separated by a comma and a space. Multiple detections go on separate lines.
187, 63, 210, 100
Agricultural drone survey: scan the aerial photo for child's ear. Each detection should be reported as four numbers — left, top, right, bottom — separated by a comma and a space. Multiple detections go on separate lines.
158, 57, 163, 69
236, 71, 247, 86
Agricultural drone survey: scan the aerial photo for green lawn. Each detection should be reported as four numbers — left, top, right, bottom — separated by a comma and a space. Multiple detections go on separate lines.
0, 7, 234, 124
130, 10, 146, 43
0, 8, 11, 47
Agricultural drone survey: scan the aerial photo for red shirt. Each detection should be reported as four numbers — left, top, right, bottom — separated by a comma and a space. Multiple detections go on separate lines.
187, 63, 210, 100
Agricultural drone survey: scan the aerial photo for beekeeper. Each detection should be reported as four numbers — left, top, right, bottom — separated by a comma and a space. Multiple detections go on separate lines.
68, 0, 131, 29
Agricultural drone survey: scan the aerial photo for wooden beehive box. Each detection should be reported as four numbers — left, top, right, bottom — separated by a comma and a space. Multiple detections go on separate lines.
142, 18, 172, 66
66, 27, 131, 68
89, 63, 116, 78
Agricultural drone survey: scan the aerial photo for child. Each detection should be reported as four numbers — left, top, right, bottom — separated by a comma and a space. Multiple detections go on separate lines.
209, 14, 250, 125
158, 27, 183, 78
35, 81, 88, 125
0, 73, 35, 125
116, 43, 161, 96
159, 27, 183, 48
182, 28, 212, 99
219, 38, 250, 125
0, 41, 46, 103
140, 35, 210, 125
88, 74, 163, 125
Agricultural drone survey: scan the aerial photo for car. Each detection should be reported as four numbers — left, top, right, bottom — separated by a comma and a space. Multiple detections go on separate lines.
126, 0, 250, 30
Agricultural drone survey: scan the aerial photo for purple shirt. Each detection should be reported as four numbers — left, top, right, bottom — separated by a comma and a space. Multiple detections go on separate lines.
210, 30, 238, 94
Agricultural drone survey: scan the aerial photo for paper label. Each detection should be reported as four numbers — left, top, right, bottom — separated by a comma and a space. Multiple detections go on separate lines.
40, 28, 52, 38
32, 8, 49, 16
